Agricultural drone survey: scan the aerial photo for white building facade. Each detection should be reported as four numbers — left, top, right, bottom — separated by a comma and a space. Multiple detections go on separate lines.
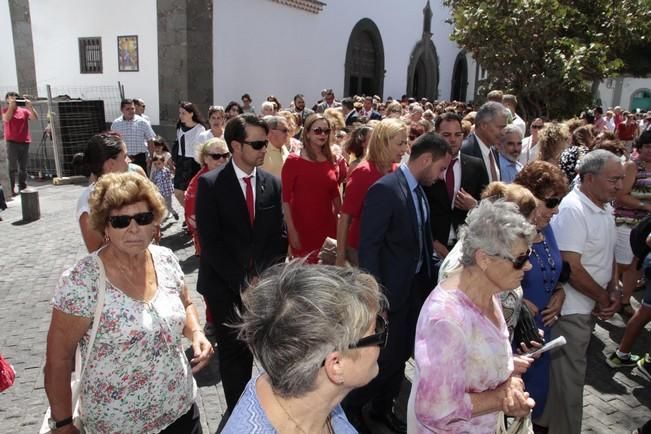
0, 0, 477, 128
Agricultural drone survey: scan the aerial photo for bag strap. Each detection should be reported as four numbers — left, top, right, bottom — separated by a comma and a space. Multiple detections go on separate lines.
71, 253, 107, 406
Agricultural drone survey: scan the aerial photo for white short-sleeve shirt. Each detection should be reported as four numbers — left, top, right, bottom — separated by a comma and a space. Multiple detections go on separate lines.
551, 186, 616, 315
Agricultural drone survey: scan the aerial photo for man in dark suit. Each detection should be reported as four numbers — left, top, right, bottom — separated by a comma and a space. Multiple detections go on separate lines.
342, 97, 359, 126
460, 101, 509, 183
344, 133, 451, 434
315, 89, 341, 113
426, 112, 488, 258
359, 96, 382, 121
196, 114, 287, 418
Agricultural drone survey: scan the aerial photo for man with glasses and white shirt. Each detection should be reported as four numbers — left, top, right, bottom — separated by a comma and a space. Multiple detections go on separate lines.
539, 150, 624, 434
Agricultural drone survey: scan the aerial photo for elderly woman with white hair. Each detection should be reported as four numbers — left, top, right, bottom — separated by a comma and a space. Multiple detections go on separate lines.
408, 200, 537, 433
222, 261, 387, 433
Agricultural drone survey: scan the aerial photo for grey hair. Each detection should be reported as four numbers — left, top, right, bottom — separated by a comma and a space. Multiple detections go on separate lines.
475, 101, 509, 127
500, 124, 523, 143
237, 260, 387, 398
263, 115, 287, 130
459, 199, 537, 266
577, 149, 621, 180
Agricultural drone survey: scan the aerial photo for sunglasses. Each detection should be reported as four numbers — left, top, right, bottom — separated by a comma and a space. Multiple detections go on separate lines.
243, 140, 268, 150
311, 128, 331, 136
274, 128, 289, 134
496, 249, 532, 270
209, 152, 230, 160
531, 124, 544, 129
108, 211, 154, 229
350, 314, 389, 349
543, 197, 561, 209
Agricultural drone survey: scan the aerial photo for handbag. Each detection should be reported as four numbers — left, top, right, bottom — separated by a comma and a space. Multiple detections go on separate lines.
39, 255, 107, 434
0, 353, 15, 392
495, 412, 534, 434
513, 302, 544, 347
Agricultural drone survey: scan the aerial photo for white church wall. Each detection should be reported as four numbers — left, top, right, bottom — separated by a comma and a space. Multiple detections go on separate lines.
213, 0, 469, 107
28, 0, 160, 124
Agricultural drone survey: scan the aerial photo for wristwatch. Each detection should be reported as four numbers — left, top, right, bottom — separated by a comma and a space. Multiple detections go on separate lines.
48, 416, 73, 430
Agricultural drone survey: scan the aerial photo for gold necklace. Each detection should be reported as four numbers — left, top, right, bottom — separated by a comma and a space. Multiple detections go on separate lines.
273, 393, 332, 434
110, 248, 149, 291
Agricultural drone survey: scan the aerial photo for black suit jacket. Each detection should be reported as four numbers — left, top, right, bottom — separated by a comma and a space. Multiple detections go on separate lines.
425, 154, 488, 245
461, 133, 500, 182
196, 161, 287, 299
345, 110, 359, 126
359, 168, 433, 312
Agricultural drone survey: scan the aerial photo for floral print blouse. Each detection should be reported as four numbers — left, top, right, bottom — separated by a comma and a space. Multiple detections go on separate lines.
52, 245, 196, 434
407, 285, 513, 433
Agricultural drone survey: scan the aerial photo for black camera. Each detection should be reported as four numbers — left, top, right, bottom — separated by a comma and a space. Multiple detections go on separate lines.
14, 99, 27, 106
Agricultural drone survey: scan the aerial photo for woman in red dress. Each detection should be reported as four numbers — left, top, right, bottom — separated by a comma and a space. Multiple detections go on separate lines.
335, 118, 409, 266
282, 114, 341, 263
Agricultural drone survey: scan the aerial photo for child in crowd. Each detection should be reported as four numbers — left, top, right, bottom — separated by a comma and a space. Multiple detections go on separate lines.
150, 135, 174, 177
151, 153, 178, 220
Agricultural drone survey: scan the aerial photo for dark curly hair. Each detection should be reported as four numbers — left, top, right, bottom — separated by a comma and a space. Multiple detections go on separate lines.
514, 160, 568, 200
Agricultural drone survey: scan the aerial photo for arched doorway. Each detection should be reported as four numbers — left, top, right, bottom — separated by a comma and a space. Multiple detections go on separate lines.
630, 88, 651, 111
451, 51, 468, 101
406, 39, 439, 100
344, 19, 385, 97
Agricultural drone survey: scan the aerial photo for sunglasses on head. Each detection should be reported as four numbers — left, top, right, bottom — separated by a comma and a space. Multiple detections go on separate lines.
311, 127, 331, 136
209, 152, 230, 160
243, 140, 268, 150
108, 211, 154, 229
543, 197, 561, 209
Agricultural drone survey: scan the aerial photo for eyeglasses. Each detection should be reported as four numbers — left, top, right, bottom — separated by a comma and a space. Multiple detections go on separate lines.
108, 211, 155, 229
543, 197, 561, 209
209, 152, 230, 160
243, 140, 268, 150
531, 124, 544, 129
311, 128, 331, 136
350, 314, 388, 349
495, 249, 532, 270
273, 128, 289, 134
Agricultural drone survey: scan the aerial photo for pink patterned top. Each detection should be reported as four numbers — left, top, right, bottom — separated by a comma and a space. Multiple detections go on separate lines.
52, 245, 196, 434
407, 285, 513, 433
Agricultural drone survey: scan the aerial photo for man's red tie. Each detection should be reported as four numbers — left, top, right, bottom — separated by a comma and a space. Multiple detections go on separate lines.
243, 176, 254, 225
446, 158, 458, 201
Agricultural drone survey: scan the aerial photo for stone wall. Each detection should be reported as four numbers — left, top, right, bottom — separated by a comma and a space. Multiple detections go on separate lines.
8, 0, 36, 95
157, 0, 213, 141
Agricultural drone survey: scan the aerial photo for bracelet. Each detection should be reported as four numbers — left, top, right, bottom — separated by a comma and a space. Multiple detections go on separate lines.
640, 200, 646, 210
191, 329, 204, 335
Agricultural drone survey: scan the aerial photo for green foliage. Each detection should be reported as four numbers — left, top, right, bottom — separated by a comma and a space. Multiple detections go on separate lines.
444, 0, 651, 119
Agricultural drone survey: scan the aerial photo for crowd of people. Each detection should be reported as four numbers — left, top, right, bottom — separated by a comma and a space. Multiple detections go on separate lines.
16, 87, 650, 433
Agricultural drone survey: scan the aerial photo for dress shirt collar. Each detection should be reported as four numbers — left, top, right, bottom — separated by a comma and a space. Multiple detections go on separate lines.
232, 160, 257, 180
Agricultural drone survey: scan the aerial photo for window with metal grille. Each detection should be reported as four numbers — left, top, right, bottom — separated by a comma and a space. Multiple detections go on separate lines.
79, 37, 103, 74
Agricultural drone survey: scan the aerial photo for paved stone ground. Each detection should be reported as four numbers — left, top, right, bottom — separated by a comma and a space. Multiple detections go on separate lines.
0, 181, 649, 433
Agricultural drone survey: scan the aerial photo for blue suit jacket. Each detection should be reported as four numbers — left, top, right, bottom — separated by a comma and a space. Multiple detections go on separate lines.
359, 168, 433, 312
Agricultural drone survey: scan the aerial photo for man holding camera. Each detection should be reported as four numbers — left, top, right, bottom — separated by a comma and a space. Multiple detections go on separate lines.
3, 91, 38, 195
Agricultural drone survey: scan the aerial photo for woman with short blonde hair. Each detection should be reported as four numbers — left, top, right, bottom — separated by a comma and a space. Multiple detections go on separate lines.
336, 118, 409, 266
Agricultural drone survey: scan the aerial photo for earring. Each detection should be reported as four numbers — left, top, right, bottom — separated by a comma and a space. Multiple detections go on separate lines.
104, 233, 110, 244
